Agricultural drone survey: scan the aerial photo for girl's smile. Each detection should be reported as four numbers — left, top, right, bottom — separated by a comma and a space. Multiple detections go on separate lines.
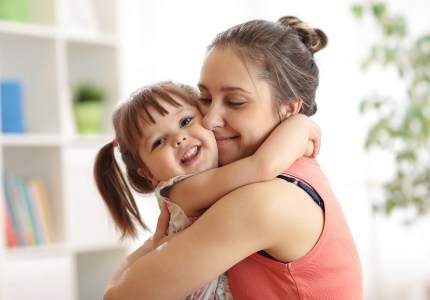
180, 145, 201, 166
137, 96, 218, 183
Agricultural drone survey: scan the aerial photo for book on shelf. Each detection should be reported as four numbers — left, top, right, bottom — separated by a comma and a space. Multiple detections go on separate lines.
0, 80, 26, 134
27, 178, 55, 243
2, 199, 19, 247
6, 176, 36, 245
3, 175, 27, 245
2, 175, 55, 246
18, 177, 45, 244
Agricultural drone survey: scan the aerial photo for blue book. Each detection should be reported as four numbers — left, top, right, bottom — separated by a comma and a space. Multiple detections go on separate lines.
1, 80, 26, 133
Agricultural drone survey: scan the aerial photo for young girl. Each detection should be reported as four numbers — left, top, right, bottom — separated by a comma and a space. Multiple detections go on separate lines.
94, 80, 320, 299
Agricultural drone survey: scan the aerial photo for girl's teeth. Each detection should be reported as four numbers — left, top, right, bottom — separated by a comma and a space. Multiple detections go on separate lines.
181, 146, 198, 163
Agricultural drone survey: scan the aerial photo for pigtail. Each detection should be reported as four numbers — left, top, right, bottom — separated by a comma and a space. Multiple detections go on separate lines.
278, 16, 328, 54
94, 142, 150, 240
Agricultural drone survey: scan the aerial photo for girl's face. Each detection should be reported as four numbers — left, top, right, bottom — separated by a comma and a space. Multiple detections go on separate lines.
197, 47, 281, 166
137, 97, 218, 184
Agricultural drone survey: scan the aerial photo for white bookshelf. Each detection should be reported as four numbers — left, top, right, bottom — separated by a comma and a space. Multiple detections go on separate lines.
0, 0, 127, 299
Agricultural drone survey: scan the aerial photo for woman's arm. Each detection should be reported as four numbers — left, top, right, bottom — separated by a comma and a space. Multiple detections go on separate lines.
171, 114, 321, 216
104, 180, 298, 300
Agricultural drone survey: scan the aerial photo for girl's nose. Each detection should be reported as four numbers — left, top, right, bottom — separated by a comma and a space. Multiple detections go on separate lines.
174, 136, 187, 147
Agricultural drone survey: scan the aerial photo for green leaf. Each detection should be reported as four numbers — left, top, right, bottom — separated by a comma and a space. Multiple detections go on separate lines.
371, 2, 386, 18
351, 4, 364, 17
354, 1, 430, 225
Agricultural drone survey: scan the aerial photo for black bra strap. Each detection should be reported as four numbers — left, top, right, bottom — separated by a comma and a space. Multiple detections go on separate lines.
277, 174, 324, 209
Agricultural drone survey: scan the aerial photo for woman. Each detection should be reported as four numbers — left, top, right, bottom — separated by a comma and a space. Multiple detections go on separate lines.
104, 16, 362, 300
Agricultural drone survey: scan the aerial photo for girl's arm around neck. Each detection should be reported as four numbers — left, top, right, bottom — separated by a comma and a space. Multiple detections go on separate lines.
170, 114, 320, 217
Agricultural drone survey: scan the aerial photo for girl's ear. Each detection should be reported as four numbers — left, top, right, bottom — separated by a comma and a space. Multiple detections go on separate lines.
138, 167, 158, 187
137, 167, 149, 178
280, 100, 303, 120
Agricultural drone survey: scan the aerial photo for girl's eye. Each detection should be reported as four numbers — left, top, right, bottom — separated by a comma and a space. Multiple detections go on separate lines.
180, 117, 193, 127
152, 137, 165, 150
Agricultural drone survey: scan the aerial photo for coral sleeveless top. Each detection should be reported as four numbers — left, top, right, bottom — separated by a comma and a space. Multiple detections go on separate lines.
228, 158, 362, 299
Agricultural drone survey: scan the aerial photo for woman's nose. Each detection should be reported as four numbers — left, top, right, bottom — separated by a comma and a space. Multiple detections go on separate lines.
202, 105, 225, 130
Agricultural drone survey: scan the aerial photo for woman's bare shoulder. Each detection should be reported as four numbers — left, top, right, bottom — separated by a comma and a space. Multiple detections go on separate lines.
208, 179, 300, 234
212, 178, 301, 213
209, 178, 324, 261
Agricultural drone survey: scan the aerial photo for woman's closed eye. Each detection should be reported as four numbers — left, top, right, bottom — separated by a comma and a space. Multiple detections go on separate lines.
228, 100, 246, 108
198, 97, 212, 106
198, 97, 245, 108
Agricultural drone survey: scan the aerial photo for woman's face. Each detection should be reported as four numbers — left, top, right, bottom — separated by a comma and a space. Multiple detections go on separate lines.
197, 47, 280, 166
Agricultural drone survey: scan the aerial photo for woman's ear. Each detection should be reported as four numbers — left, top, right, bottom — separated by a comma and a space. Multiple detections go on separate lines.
280, 100, 303, 120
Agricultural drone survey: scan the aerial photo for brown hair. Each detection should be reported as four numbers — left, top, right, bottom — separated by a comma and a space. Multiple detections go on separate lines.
94, 81, 199, 239
208, 15, 328, 116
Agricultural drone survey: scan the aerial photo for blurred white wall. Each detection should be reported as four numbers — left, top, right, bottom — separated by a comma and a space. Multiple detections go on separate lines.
117, 1, 430, 299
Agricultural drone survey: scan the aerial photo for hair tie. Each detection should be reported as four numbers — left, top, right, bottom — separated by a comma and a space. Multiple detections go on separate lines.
112, 138, 118, 147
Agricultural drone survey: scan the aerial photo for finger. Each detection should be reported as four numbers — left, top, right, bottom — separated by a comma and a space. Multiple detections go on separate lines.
305, 140, 314, 157
315, 130, 322, 156
313, 139, 321, 157
153, 202, 170, 242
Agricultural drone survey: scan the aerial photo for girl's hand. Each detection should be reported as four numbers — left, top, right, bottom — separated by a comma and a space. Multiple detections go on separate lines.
136, 202, 171, 257
307, 118, 321, 158
152, 201, 172, 248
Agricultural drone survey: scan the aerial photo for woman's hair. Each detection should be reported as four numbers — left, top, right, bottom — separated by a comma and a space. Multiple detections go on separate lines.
94, 81, 199, 239
208, 15, 328, 116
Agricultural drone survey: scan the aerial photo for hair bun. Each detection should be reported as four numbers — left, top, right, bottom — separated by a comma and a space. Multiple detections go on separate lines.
278, 16, 328, 54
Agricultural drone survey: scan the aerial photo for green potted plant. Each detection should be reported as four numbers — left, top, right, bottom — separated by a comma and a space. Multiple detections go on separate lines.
351, 2, 430, 224
73, 82, 105, 134
0, 0, 29, 22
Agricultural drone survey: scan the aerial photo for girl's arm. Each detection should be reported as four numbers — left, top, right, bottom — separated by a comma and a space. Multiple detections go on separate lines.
171, 113, 320, 216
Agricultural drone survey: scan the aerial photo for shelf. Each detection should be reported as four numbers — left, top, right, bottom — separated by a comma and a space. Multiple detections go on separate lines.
0, 1, 125, 299
0, 32, 60, 135
0, 21, 56, 39
65, 32, 119, 46
0, 22, 119, 45
3, 254, 74, 300
4, 242, 67, 260
0, 134, 64, 146
76, 247, 127, 300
